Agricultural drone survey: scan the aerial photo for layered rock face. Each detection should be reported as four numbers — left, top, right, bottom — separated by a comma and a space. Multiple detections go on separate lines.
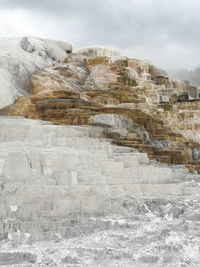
0, 36, 72, 109
0, 44, 200, 265
0, 117, 200, 266
1, 53, 199, 173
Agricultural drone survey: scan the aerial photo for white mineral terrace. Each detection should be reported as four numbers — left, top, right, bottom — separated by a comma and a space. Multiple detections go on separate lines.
0, 117, 199, 266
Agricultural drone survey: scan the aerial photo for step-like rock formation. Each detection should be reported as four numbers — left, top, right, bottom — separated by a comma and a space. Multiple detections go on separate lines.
0, 117, 200, 266
1, 53, 199, 173
0, 39, 199, 266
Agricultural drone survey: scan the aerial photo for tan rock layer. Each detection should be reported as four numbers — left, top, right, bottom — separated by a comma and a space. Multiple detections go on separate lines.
0, 54, 199, 173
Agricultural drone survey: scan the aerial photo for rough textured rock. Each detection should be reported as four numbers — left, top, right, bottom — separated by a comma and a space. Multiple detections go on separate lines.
0, 36, 72, 109
0, 117, 199, 266
93, 114, 133, 128
1, 53, 199, 173
0, 39, 200, 266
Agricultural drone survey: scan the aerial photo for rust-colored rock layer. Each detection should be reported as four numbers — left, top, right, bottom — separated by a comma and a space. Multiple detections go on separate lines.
1, 54, 199, 172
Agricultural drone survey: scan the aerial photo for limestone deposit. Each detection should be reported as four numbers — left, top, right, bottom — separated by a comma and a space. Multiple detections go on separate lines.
0, 117, 199, 266
1, 52, 199, 173
0, 40, 200, 266
0, 36, 72, 109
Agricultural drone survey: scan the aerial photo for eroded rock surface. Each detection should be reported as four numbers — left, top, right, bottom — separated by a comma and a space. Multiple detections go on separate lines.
0, 41, 200, 266
1, 53, 199, 173
0, 118, 199, 266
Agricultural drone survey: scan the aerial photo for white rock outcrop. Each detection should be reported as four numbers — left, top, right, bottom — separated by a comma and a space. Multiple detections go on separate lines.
0, 117, 199, 266
94, 114, 133, 128
0, 37, 72, 109
0, 117, 199, 242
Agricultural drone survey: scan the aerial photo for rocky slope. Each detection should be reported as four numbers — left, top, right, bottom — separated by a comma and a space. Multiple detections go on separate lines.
0, 43, 200, 266
0, 36, 72, 109
0, 117, 199, 266
1, 49, 199, 173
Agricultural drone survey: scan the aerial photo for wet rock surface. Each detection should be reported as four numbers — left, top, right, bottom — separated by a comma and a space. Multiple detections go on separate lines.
0, 252, 37, 266
0, 117, 199, 265
1, 199, 200, 266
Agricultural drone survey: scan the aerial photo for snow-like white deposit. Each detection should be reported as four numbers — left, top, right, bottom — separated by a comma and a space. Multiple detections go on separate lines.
0, 36, 72, 109
0, 117, 199, 266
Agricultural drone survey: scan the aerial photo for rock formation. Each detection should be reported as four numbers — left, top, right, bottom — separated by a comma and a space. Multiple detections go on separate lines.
0, 36, 72, 109
1, 52, 199, 173
0, 117, 199, 266
75, 46, 120, 57
0, 40, 200, 266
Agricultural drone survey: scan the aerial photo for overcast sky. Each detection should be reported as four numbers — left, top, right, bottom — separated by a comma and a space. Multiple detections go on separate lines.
0, 0, 199, 70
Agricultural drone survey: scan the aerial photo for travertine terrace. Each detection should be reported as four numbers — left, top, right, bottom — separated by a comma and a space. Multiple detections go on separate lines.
0, 41, 199, 266
1, 47, 200, 172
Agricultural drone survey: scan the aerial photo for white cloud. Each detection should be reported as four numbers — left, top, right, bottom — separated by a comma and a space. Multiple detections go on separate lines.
0, 0, 200, 70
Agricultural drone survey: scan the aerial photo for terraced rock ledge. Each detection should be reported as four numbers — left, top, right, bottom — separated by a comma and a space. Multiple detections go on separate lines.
0, 45, 200, 266
1, 52, 199, 173
0, 117, 199, 266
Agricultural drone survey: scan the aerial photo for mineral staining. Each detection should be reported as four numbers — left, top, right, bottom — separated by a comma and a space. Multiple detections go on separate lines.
0, 41, 199, 266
